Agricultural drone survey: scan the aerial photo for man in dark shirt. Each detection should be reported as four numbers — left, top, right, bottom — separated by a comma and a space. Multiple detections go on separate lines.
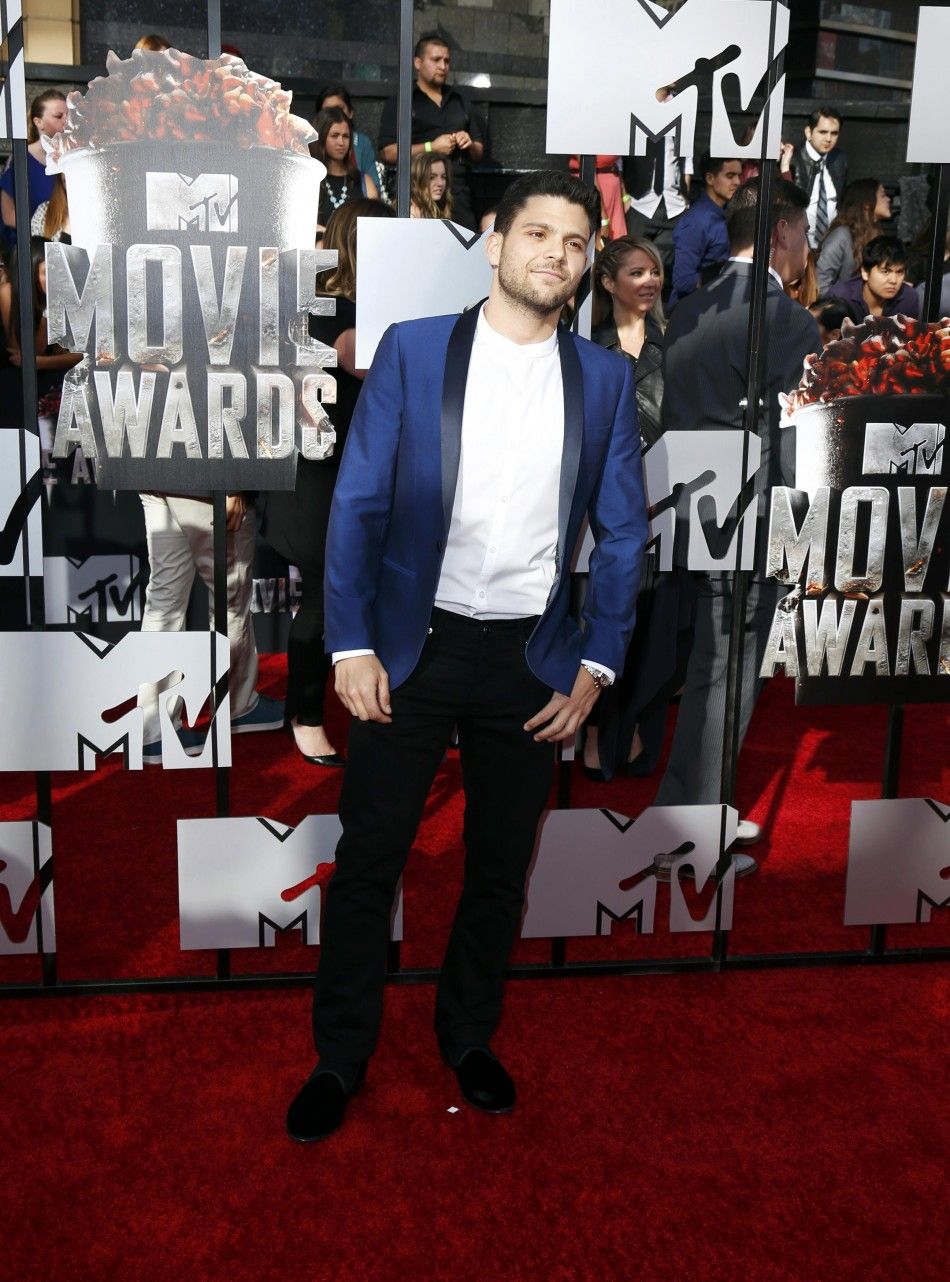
378, 31, 485, 230
828, 235, 920, 323
668, 154, 741, 308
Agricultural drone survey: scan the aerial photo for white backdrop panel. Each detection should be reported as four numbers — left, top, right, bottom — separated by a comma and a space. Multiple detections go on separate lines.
0, 822, 54, 955
844, 799, 950, 926
0, 430, 42, 578
356, 218, 492, 368
523, 805, 737, 937
178, 814, 404, 949
43, 554, 144, 625
546, 0, 788, 160
0, 630, 230, 770
574, 430, 762, 572
906, 9, 950, 164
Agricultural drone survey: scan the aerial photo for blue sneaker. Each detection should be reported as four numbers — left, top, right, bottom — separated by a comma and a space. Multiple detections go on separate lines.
231, 694, 285, 735
143, 726, 212, 762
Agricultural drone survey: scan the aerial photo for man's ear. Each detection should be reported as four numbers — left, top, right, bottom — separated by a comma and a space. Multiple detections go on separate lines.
860, 266, 870, 283
485, 229, 503, 268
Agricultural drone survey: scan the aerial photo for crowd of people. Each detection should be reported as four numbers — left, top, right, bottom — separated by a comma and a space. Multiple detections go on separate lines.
0, 39, 940, 806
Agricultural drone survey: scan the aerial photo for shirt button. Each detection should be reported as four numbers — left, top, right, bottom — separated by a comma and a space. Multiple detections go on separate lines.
478, 591, 486, 599
500, 495, 509, 503
489, 545, 497, 553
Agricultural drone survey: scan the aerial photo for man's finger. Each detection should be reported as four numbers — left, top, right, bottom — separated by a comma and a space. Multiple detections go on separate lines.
533, 706, 572, 742
524, 696, 563, 731
378, 670, 392, 716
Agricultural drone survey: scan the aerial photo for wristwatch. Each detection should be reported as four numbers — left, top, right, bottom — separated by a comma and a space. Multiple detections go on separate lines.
581, 662, 613, 690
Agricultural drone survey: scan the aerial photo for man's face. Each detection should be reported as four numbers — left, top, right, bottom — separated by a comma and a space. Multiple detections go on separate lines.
804, 115, 840, 155
863, 260, 906, 301
414, 43, 450, 88
773, 211, 810, 284
707, 160, 742, 207
488, 195, 591, 319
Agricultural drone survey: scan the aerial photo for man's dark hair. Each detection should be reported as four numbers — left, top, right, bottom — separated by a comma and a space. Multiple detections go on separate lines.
807, 105, 842, 130
700, 153, 738, 182
414, 30, 450, 58
862, 234, 907, 272
493, 170, 601, 238
813, 298, 849, 333
726, 177, 809, 251
315, 84, 353, 113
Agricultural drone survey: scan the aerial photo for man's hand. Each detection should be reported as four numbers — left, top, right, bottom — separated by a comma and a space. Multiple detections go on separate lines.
431, 132, 458, 155
453, 130, 473, 151
225, 493, 248, 531
335, 655, 393, 724
524, 665, 601, 743
778, 141, 794, 173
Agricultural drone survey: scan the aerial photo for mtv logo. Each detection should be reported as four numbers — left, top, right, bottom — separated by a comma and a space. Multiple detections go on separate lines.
547, 0, 788, 160
844, 799, 950, 926
0, 429, 43, 578
145, 172, 239, 233
43, 554, 146, 625
522, 806, 737, 938
573, 431, 760, 573
0, 630, 230, 771
177, 815, 404, 949
862, 422, 945, 477
0, 822, 54, 955
355, 218, 492, 367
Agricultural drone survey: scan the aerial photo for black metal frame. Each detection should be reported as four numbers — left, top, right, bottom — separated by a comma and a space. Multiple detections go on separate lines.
1, 0, 947, 1000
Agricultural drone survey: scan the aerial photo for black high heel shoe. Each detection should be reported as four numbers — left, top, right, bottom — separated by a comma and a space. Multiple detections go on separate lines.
287, 724, 345, 767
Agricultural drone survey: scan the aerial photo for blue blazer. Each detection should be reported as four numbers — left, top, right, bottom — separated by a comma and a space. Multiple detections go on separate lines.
324, 306, 648, 695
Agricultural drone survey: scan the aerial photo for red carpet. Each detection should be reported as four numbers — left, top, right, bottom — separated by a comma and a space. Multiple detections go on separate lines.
4, 967, 948, 1281
2, 663, 948, 1278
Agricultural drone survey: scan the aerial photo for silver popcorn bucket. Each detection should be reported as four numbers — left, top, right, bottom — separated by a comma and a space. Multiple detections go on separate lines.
792, 394, 949, 495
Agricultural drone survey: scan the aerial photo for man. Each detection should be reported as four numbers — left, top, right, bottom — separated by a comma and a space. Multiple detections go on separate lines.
286, 170, 647, 1142
668, 153, 742, 308
378, 31, 486, 229
623, 87, 694, 274
828, 234, 920, 323
653, 179, 820, 875
790, 106, 847, 249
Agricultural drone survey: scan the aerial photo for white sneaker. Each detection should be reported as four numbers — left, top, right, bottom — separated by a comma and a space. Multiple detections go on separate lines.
735, 819, 762, 846
653, 850, 757, 882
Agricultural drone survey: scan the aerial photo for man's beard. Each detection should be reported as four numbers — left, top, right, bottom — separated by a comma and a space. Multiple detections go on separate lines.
497, 255, 576, 318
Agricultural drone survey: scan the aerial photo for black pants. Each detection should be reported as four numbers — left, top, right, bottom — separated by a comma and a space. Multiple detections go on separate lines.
285, 569, 332, 727
313, 608, 554, 1069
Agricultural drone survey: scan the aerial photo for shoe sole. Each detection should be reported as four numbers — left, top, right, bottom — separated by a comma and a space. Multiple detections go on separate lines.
286, 1077, 364, 1144
232, 719, 285, 735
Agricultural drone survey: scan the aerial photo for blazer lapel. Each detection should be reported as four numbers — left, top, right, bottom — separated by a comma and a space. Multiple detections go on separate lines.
440, 304, 482, 534
557, 325, 584, 558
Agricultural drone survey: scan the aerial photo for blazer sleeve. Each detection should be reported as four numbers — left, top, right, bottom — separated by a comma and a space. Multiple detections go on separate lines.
323, 323, 405, 653
581, 361, 649, 674
670, 208, 702, 306
817, 227, 852, 294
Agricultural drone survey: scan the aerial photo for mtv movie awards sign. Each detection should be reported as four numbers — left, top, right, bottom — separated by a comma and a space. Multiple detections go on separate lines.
46, 49, 337, 492
761, 316, 950, 704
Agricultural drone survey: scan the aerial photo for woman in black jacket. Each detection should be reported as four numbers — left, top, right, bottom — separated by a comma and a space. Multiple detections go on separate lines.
584, 236, 693, 781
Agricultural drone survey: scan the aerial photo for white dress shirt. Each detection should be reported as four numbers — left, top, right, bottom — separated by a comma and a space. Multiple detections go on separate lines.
334, 305, 614, 681
804, 140, 837, 249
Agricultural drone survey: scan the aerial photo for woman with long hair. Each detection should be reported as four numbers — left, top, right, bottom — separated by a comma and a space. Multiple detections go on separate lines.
0, 90, 67, 244
585, 236, 692, 781
30, 174, 71, 243
409, 151, 453, 219
591, 235, 665, 443
261, 198, 395, 766
816, 177, 890, 294
311, 108, 377, 231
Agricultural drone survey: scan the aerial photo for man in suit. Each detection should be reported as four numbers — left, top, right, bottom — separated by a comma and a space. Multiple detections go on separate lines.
652, 179, 820, 875
287, 170, 648, 1142
789, 106, 847, 250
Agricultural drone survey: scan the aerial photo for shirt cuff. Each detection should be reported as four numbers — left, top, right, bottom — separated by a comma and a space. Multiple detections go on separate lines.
332, 649, 375, 664
582, 660, 616, 685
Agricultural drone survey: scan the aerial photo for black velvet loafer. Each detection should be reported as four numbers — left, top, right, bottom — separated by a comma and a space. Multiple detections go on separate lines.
286, 1061, 366, 1143
444, 1046, 515, 1115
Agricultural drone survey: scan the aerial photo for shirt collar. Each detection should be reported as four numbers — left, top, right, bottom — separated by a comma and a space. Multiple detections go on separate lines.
804, 140, 822, 163
476, 303, 559, 359
728, 256, 784, 291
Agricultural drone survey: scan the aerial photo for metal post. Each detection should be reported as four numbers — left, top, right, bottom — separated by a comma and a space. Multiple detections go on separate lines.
713, 0, 782, 966
207, 0, 222, 59
396, 0, 414, 218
